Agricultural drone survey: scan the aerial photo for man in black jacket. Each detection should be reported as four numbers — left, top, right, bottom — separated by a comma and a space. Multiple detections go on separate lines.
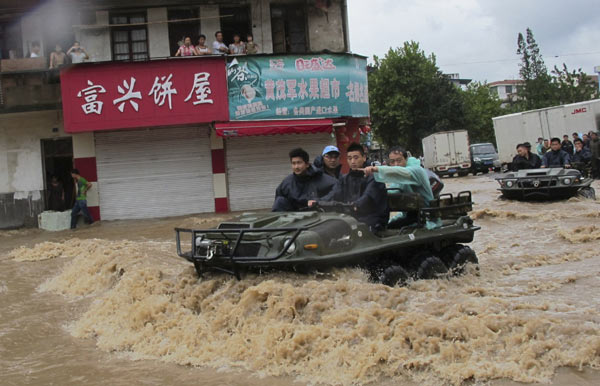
312, 143, 389, 231
272, 148, 337, 211
512, 143, 542, 171
572, 138, 592, 163
312, 145, 342, 179
542, 138, 571, 168
561, 135, 574, 155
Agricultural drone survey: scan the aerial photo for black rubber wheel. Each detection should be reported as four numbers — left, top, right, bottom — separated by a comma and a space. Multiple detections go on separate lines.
380, 265, 411, 287
415, 256, 448, 280
441, 245, 478, 275
578, 187, 596, 200
482, 169, 489, 174
458, 171, 469, 177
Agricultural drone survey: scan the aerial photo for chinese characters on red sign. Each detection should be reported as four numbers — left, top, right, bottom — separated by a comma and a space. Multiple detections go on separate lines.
61, 57, 228, 133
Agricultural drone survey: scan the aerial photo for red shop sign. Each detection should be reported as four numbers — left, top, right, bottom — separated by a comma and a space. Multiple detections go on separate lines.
60, 57, 228, 133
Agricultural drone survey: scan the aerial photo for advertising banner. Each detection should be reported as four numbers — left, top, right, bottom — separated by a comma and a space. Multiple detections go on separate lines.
61, 57, 228, 133
227, 54, 369, 121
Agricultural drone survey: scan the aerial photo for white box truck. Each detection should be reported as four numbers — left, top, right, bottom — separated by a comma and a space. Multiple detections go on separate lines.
422, 130, 471, 176
492, 99, 600, 166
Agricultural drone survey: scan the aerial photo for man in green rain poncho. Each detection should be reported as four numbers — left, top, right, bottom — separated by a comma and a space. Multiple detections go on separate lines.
361, 147, 439, 229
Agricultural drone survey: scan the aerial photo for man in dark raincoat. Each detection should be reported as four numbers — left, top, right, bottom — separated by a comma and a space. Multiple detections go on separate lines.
312, 143, 389, 231
512, 143, 542, 171
272, 148, 337, 211
312, 145, 342, 179
542, 138, 571, 168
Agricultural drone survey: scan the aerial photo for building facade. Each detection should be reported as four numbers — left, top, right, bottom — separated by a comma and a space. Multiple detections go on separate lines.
1, 0, 368, 228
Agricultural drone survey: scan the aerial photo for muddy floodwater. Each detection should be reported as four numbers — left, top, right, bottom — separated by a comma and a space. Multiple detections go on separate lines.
1, 174, 599, 386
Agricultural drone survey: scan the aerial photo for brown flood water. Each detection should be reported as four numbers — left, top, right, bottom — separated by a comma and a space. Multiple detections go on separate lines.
1, 174, 599, 386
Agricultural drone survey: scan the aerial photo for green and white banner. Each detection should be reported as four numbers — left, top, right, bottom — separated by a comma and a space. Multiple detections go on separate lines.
227, 54, 369, 120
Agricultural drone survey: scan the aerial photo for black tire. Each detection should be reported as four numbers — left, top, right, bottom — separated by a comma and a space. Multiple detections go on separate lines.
380, 265, 411, 287
442, 245, 478, 275
578, 187, 596, 200
458, 171, 469, 177
482, 169, 489, 174
415, 256, 448, 280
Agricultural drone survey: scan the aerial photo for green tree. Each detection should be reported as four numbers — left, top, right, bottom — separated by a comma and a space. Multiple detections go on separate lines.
460, 82, 503, 144
515, 28, 556, 109
551, 63, 598, 104
369, 42, 466, 153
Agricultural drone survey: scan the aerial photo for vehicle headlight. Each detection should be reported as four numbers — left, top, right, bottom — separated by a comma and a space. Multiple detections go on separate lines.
283, 238, 296, 254
506, 180, 514, 188
474, 157, 481, 162
562, 177, 572, 185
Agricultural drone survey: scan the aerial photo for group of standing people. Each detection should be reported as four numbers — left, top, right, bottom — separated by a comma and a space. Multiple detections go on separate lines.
25, 41, 90, 69
175, 31, 258, 57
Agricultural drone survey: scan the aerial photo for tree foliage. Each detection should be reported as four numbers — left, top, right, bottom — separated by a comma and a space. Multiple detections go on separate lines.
368, 42, 466, 153
515, 28, 598, 110
461, 82, 503, 143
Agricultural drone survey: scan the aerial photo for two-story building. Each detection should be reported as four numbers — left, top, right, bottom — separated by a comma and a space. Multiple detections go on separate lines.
1, 0, 369, 228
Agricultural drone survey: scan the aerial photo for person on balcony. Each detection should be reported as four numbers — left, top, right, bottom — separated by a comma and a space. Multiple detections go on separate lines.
229, 33, 246, 55
175, 37, 196, 57
245, 34, 259, 54
195, 35, 212, 55
49, 44, 67, 68
29, 41, 41, 58
212, 31, 228, 55
67, 42, 89, 63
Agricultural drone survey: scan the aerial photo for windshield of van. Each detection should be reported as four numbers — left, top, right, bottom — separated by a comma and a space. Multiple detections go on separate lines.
471, 144, 496, 155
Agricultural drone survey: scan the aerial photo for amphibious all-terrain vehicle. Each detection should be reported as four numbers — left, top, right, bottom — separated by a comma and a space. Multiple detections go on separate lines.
496, 168, 595, 201
175, 191, 480, 287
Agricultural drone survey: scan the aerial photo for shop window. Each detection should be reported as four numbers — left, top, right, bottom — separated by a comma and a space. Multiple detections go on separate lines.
168, 8, 200, 56
271, 4, 307, 54
110, 12, 148, 61
219, 5, 251, 46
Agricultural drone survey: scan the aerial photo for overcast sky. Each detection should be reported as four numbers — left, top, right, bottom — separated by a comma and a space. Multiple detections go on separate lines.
347, 0, 600, 83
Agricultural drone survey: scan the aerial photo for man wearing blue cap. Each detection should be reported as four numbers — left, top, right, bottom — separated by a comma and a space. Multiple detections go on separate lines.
313, 145, 342, 179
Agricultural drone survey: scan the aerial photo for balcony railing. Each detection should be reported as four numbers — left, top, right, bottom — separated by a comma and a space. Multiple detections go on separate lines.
0, 58, 62, 113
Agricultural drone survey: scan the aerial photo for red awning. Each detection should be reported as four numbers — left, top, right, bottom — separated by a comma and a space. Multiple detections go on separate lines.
215, 119, 333, 137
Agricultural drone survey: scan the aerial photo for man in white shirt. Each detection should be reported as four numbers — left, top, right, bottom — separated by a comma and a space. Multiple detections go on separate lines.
212, 31, 228, 55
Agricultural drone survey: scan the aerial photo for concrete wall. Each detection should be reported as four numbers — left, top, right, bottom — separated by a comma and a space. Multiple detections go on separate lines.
148, 7, 170, 58
307, 0, 346, 52
0, 110, 66, 228
251, 0, 273, 54
77, 11, 112, 62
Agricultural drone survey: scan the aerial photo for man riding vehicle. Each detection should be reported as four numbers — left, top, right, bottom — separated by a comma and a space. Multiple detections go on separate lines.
312, 145, 342, 179
541, 137, 571, 168
362, 147, 435, 229
310, 143, 389, 231
512, 143, 542, 171
272, 148, 336, 212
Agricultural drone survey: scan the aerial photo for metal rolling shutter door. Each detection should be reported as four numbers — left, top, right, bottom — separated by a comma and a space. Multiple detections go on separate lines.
95, 127, 214, 220
226, 133, 334, 211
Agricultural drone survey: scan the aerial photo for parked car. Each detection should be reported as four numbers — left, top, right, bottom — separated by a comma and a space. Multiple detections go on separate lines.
470, 143, 500, 174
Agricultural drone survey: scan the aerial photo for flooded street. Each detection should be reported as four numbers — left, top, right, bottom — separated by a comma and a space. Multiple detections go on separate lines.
1, 174, 599, 386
